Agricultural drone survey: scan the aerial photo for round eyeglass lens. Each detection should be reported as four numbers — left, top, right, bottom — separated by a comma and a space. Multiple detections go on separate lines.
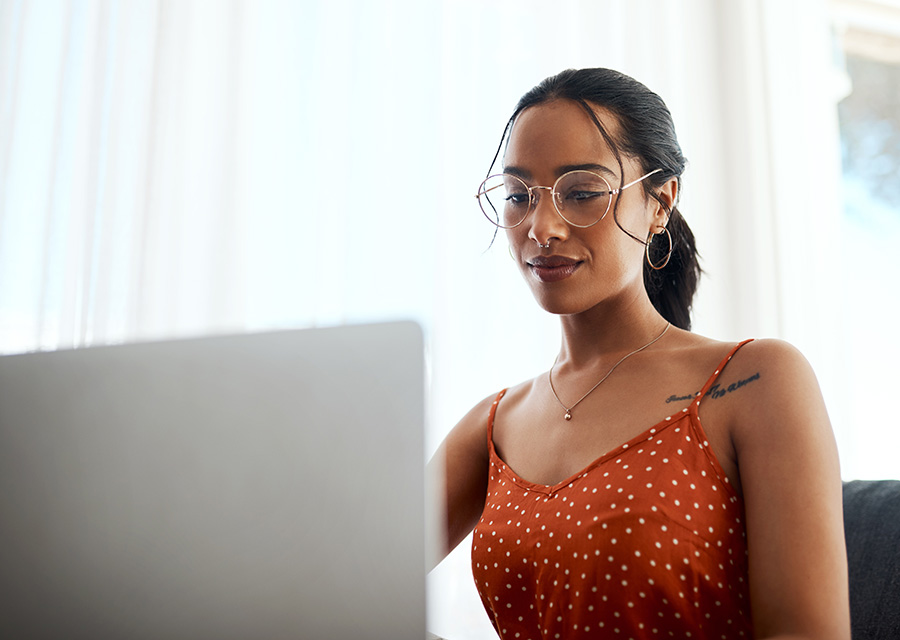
553, 170, 612, 227
477, 174, 532, 229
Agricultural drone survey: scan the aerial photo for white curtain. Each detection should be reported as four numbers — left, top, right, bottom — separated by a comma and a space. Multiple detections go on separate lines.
0, 0, 879, 638
0, 0, 449, 347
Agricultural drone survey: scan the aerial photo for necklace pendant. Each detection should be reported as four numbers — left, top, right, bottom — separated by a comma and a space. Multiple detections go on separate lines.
548, 322, 670, 427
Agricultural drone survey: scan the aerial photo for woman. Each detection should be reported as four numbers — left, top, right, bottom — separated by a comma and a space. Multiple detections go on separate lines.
432, 69, 849, 639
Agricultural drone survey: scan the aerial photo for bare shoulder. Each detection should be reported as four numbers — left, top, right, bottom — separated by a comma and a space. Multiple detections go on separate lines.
486, 375, 540, 411
433, 390, 507, 557
664, 335, 832, 496
654, 328, 751, 386
730, 337, 813, 373
723, 338, 824, 418
443, 376, 541, 459
662, 327, 740, 362
664, 334, 818, 406
722, 338, 836, 475
719, 339, 849, 638
464, 390, 505, 425
446, 391, 503, 448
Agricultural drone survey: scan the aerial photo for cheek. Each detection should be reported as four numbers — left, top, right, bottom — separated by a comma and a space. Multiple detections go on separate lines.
505, 228, 528, 259
602, 210, 650, 255
578, 229, 647, 289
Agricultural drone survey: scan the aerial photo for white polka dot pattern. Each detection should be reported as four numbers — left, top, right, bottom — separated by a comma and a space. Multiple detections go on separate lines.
472, 341, 755, 640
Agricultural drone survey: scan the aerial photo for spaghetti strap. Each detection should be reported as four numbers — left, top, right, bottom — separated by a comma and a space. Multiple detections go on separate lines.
696, 339, 755, 405
486, 389, 508, 445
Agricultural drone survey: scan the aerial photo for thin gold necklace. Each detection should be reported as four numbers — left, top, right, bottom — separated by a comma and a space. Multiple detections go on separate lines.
548, 322, 670, 421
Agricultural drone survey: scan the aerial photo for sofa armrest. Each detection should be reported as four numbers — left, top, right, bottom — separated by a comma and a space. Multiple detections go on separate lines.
843, 480, 900, 640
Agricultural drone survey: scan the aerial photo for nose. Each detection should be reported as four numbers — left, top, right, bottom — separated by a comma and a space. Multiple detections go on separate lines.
527, 186, 569, 248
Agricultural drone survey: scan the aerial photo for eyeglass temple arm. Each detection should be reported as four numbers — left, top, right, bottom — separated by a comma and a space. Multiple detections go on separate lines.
613, 168, 664, 193
476, 183, 506, 198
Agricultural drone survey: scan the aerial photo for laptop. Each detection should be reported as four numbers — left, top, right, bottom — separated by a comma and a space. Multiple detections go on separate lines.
0, 321, 426, 640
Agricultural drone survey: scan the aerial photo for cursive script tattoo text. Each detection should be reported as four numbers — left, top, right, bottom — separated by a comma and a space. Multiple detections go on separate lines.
665, 372, 761, 403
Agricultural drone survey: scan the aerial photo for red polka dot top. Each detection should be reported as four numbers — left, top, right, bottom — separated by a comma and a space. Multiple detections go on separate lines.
472, 341, 754, 640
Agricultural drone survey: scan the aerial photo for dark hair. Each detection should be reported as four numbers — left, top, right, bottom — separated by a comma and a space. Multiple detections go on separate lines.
488, 68, 701, 330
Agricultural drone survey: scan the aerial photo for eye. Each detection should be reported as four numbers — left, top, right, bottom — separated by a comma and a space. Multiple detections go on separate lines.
566, 188, 607, 202
556, 171, 612, 207
506, 191, 531, 206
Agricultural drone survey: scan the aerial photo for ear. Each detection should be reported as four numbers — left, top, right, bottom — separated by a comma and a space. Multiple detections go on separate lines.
652, 177, 678, 230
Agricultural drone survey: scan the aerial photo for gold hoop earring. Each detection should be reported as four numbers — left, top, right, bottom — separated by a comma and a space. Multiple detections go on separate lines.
646, 227, 673, 270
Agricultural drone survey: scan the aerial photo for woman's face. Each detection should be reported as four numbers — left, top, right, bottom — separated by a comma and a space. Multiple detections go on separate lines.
503, 99, 666, 316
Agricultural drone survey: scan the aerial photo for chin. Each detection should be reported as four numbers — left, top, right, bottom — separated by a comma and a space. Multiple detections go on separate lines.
530, 291, 591, 316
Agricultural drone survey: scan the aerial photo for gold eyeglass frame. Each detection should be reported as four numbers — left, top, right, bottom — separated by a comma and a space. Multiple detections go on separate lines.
476, 168, 662, 229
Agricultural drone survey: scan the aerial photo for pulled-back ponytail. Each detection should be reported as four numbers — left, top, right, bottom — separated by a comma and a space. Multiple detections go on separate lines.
644, 205, 699, 330
489, 68, 701, 330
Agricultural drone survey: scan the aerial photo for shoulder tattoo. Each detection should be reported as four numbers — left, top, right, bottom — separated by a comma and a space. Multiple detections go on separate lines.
665, 372, 761, 403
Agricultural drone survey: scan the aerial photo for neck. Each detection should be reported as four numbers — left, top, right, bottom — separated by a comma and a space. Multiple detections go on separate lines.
555, 296, 669, 369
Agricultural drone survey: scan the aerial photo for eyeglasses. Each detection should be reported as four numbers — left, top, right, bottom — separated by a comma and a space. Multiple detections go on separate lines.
476, 168, 662, 229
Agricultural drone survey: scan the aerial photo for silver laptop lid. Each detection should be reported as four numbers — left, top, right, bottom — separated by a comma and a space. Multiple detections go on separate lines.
0, 321, 425, 640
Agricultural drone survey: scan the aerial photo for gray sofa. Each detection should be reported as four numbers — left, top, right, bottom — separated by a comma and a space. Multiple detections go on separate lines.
843, 480, 900, 639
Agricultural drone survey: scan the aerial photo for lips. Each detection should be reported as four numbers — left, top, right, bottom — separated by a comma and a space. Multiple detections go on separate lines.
527, 255, 582, 283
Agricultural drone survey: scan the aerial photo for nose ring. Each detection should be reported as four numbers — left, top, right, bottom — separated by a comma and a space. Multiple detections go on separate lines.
536, 239, 552, 249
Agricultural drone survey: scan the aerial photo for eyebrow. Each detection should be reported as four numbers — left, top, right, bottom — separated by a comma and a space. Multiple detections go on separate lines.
503, 163, 618, 181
